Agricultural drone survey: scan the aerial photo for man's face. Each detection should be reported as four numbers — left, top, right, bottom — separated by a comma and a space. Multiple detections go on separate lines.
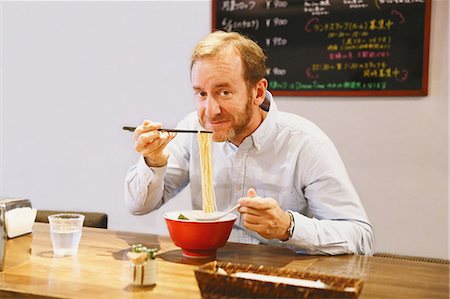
191, 50, 255, 144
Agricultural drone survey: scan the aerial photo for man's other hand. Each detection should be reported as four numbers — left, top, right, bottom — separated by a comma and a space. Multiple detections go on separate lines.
238, 188, 291, 240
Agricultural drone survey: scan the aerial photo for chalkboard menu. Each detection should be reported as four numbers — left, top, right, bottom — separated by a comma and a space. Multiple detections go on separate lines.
213, 0, 431, 96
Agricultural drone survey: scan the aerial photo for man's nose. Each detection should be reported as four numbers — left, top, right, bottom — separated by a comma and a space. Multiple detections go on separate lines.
205, 96, 221, 117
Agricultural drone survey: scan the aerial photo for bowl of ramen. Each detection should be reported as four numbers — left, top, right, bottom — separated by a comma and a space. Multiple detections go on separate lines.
164, 210, 238, 258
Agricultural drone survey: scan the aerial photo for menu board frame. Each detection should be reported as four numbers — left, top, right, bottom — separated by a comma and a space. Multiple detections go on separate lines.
212, 0, 431, 97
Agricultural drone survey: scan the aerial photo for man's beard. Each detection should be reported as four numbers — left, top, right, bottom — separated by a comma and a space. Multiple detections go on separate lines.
201, 95, 253, 142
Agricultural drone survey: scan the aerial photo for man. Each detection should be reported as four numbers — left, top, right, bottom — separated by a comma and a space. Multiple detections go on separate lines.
125, 31, 373, 255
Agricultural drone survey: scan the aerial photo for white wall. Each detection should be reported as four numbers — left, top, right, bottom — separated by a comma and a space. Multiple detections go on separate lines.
1, 1, 448, 259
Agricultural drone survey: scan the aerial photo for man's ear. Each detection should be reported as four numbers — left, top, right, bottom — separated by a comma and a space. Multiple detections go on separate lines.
253, 78, 268, 106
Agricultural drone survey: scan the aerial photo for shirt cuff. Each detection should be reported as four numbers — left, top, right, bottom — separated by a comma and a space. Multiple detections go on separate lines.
284, 212, 319, 246
137, 155, 167, 185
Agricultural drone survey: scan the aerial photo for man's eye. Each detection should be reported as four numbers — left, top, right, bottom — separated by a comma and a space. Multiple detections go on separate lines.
195, 91, 207, 99
219, 90, 231, 97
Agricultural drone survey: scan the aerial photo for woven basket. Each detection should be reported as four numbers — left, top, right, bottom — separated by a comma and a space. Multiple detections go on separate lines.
194, 261, 364, 299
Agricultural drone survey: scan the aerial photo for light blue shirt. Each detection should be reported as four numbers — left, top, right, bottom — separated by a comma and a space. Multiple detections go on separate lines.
125, 91, 373, 255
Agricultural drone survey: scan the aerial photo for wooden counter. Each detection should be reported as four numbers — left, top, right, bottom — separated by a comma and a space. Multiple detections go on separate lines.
1, 223, 448, 298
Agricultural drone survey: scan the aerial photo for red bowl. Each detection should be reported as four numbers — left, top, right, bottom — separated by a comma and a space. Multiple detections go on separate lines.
164, 210, 237, 258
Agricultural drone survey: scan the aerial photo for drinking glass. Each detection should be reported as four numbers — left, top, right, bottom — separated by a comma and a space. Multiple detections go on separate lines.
48, 213, 85, 257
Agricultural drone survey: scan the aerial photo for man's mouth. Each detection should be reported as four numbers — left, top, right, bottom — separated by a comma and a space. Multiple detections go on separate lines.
207, 119, 231, 129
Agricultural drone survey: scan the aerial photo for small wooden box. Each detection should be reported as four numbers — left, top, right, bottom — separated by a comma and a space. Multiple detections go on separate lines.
194, 261, 364, 299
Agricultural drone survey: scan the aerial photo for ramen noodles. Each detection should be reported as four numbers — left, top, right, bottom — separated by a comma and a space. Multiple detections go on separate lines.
197, 132, 217, 213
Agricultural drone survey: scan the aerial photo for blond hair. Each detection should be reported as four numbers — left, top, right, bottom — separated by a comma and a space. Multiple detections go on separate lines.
191, 31, 267, 87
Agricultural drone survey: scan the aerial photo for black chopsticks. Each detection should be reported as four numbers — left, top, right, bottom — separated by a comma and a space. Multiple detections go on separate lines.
122, 126, 212, 134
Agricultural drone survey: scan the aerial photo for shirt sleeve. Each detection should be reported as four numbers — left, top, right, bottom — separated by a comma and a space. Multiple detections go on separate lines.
124, 116, 194, 215
286, 213, 373, 255
124, 156, 167, 214
286, 139, 374, 255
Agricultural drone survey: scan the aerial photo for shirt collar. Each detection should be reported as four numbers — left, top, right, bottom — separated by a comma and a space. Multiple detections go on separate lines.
251, 91, 277, 151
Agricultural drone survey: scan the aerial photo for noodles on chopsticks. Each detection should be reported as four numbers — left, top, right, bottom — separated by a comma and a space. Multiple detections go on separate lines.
197, 132, 217, 213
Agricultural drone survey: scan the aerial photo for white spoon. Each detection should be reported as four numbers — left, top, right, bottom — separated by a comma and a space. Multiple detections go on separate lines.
193, 204, 240, 221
